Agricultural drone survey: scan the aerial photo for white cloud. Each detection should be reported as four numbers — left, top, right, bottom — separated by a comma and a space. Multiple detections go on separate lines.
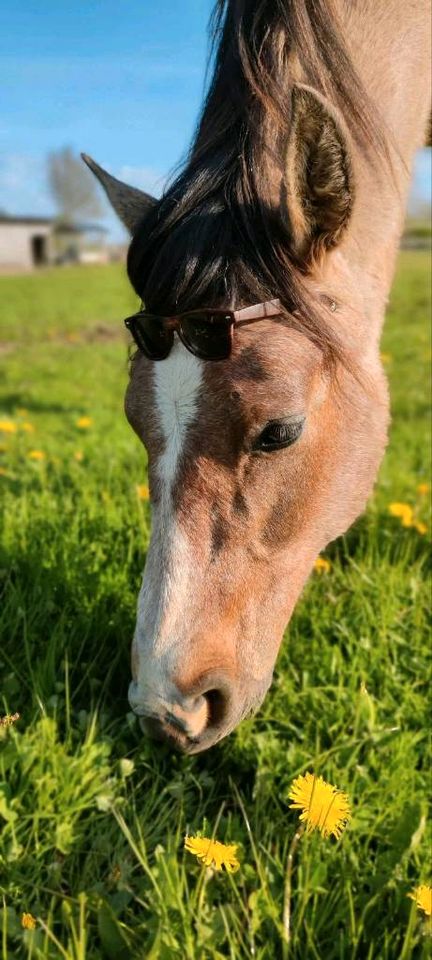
0, 154, 53, 216
117, 165, 167, 198
0, 153, 168, 242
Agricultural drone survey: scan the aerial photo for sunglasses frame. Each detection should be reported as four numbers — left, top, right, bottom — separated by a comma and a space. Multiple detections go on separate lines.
124, 299, 282, 362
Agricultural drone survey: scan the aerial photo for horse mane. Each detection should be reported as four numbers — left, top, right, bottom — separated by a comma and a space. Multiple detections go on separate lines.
127, 0, 386, 367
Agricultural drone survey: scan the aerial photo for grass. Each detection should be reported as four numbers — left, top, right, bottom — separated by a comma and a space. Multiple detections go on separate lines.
0, 254, 430, 959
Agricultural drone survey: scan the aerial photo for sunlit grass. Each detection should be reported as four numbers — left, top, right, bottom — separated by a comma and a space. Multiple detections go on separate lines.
0, 254, 430, 958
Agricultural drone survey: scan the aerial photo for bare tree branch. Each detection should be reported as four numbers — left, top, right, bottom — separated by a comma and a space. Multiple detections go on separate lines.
47, 147, 103, 223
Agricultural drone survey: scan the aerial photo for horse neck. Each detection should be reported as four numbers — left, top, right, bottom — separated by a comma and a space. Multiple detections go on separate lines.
335, 0, 430, 321
191, 0, 429, 340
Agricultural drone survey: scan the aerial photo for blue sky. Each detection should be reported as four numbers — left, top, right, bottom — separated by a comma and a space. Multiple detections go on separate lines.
1, 1, 430, 241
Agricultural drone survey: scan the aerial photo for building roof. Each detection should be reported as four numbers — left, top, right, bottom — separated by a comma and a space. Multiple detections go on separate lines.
54, 221, 108, 235
0, 215, 107, 233
0, 215, 53, 226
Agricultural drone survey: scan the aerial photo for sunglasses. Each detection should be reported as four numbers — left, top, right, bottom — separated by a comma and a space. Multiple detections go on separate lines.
124, 299, 282, 361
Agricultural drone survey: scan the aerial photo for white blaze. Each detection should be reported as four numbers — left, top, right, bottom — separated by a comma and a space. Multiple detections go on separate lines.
130, 337, 204, 709
154, 337, 204, 494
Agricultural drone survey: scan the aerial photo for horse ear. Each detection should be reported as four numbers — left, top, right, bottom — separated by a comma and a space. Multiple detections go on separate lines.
81, 154, 156, 234
284, 84, 354, 260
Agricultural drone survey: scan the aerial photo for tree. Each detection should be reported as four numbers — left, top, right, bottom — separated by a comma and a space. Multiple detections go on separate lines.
47, 147, 103, 223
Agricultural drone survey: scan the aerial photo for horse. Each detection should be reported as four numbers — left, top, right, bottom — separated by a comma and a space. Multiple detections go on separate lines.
82, 0, 431, 754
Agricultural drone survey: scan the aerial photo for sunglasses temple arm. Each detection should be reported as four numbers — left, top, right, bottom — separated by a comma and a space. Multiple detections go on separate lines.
234, 300, 282, 327
235, 314, 283, 329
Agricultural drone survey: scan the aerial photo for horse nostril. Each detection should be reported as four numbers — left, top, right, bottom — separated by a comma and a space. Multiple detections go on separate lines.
170, 676, 232, 740
203, 688, 228, 727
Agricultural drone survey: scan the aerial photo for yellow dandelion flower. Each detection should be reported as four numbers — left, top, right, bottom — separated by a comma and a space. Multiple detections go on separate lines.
21, 913, 36, 930
388, 502, 414, 527
184, 835, 240, 873
28, 450, 45, 461
288, 772, 351, 840
314, 556, 331, 574
76, 416, 92, 429
136, 483, 149, 500
17, 408, 28, 417
21, 422, 35, 433
0, 712, 20, 727
417, 483, 429, 496
0, 420, 17, 434
0, 467, 8, 477
74, 451, 84, 462
408, 884, 432, 917
401, 517, 414, 529
414, 521, 427, 535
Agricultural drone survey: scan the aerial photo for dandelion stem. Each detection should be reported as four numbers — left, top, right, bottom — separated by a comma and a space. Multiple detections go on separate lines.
282, 825, 304, 954
37, 919, 70, 960
231, 779, 267, 891
193, 800, 226, 919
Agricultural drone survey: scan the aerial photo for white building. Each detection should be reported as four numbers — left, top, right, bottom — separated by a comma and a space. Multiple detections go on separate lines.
0, 215, 108, 272
0, 215, 53, 271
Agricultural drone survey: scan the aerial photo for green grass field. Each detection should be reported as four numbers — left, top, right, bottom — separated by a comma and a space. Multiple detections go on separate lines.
0, 253, 430, 959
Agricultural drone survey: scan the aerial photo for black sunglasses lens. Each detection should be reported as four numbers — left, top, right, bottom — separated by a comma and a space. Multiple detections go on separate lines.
126, 313, 173, 359
181, 314, 232, 360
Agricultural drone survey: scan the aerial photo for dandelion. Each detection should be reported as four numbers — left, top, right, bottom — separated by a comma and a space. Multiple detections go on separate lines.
389, 502, 428, 534
76, 416, 92, 429
184, 835, 240, 873
17, 408, 28, 417
288, 772, 351, 840
314, 556, 331, 574
0, 712, 19, 727
408, 884, 432, 917
283, 772, 350, 946
136, 484, 149, 500
21, 422, 35, 433
0, 467, 8, 477
28, 450, 45, 461
74, 451, 84, 462
417, 483, 429, 496
0, 420, 17, 434
388, 502, 414, 527
21, 913, 36, 930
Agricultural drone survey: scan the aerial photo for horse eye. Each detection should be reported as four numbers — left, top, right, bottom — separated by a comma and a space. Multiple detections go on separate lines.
253, 417, 305, 452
